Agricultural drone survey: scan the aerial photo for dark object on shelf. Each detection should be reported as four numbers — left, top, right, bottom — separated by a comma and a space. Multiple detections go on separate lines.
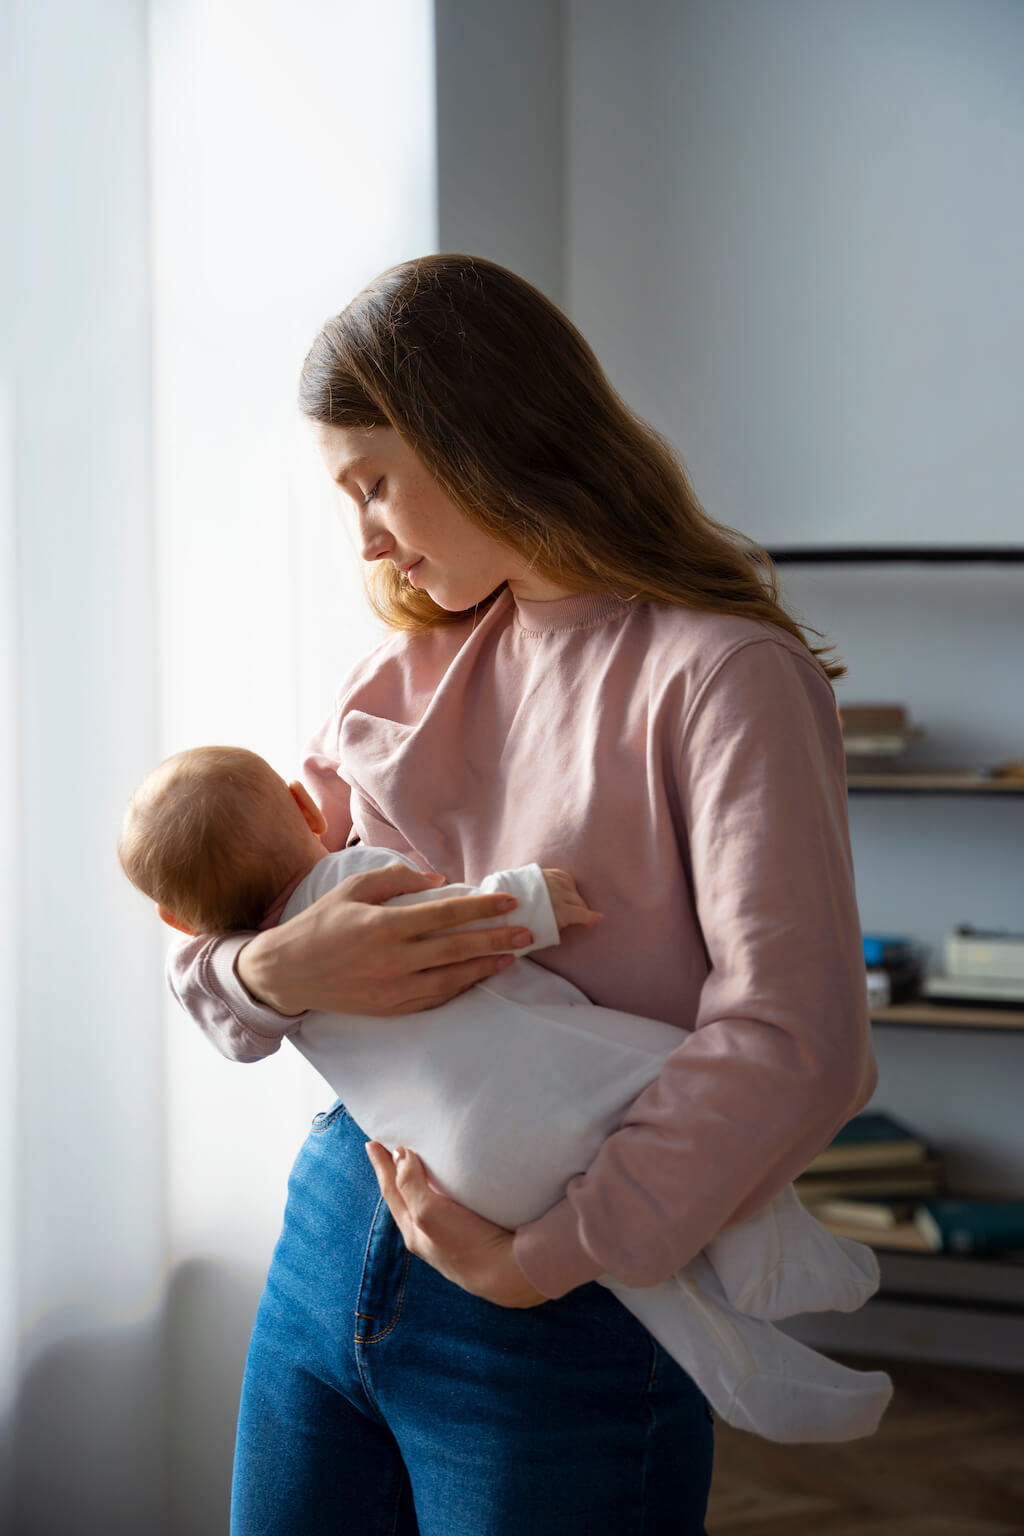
915, 1199, 1024, 1257
863, 934, 923, 1004
768, 545, 1024, 564
847, 769, 1024, 795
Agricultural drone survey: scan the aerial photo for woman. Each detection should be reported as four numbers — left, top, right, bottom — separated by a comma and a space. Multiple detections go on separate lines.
172, 254, 876, 1534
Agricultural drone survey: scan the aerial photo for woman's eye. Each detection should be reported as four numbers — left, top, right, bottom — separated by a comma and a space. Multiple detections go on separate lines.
362, 478, 382, 506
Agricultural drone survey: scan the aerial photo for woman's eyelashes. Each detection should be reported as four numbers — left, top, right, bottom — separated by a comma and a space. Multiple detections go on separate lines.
362, 478, 383, 506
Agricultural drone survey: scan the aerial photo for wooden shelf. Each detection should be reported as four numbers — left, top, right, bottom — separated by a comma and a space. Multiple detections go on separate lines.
847, 770, 1024, 794
871, 1001, 1024, 1032
874, 1248, 1024, 1307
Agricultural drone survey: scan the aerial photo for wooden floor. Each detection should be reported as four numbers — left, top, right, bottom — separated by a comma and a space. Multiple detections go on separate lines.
706, 1355, 1024, 1535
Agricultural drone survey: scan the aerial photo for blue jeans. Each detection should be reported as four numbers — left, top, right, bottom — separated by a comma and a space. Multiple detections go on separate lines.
231, 1102, 714, 1535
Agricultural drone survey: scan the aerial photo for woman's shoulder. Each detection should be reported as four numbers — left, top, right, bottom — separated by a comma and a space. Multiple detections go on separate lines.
641, 604, 828, 694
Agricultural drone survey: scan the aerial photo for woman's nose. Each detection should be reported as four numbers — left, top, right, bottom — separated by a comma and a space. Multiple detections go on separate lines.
358, 510, 393, 563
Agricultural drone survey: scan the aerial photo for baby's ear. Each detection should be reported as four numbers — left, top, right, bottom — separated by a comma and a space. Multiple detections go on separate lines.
288, 781, 328, 838
157, 904, 196, 937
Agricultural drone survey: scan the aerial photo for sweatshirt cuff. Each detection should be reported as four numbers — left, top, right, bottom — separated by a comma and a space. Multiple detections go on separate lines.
211, 934, 307, 1038
513, 1197, 607, 1300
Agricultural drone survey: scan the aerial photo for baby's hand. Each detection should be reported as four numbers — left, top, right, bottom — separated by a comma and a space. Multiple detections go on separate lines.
541, 869, 603, 931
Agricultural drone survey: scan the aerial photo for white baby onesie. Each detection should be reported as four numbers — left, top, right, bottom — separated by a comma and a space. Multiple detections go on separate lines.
286, 850, 892, 1442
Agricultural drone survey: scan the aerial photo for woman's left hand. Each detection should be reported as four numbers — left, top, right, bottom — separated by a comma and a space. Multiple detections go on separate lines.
365, 1142, 547, 1309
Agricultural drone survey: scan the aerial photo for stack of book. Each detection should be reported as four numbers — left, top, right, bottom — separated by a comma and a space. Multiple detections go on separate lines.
796, 1111, 942, 1251
798, 1113, 1024, 1256
838, 703, 923, 761
797, 1112, 1024, 1257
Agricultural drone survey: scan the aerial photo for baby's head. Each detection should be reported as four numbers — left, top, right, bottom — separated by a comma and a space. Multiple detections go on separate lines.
118, 745, 327, 934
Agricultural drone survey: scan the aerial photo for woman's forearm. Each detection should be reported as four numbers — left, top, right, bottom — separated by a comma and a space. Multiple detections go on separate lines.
235, 923, 312, 1016
167, 931, 300, 1063
170, 860, 537, 1055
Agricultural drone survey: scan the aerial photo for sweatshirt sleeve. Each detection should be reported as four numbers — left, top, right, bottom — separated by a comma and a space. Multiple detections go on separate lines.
513, 637, 877, 1298
165, 697, 355, 1063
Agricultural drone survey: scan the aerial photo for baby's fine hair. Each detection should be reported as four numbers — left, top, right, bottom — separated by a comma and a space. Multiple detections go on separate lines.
118, 746, 302, 933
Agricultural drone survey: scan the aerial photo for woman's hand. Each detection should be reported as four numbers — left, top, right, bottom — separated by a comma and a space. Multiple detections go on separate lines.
236, 863, 534, 1016
365, 1142, 547, 1308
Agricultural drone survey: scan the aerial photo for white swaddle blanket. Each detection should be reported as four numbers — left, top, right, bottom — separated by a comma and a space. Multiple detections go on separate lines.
286, 851, 892, 1442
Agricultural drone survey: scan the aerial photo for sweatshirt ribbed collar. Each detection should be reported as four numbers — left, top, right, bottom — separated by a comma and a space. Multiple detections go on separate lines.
511, 590, 631, 635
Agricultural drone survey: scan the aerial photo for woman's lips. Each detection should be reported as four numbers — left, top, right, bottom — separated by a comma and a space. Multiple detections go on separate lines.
401, 559, 424, 587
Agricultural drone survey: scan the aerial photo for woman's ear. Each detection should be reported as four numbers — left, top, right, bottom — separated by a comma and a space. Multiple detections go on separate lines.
157, 904, 196, 937
288, 780, 328, 837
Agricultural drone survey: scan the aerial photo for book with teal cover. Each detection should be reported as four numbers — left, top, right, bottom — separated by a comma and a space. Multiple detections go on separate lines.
809, 1112, 928, 1172
915, 1199, 1024, 1255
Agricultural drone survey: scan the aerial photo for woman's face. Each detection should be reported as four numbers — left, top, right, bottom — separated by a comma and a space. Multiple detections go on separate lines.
316, 424, 572, 610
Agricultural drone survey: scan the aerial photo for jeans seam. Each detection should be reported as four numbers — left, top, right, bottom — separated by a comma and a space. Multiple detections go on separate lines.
353, 1197, 412, 1426
362, 1249, 411, 1344
311, 1101, 348, 1132
634, 1339, 659, 1536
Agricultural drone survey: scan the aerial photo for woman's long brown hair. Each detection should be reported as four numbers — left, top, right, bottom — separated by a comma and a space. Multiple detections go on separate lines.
298, 254, 843, 680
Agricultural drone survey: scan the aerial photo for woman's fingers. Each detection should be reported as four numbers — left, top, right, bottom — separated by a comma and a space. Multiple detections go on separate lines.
390, 889, 521, 936
365, 1143, 547, 1309
334, 863, 446, 904
413, 922, 533, 965
336, 863, 534, 949
364, 1142, 407, 1220
365, 1144, 442, 1256
393, 953, 518, 1012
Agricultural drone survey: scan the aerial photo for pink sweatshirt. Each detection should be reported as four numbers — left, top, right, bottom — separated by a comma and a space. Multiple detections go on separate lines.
169, 589, 876, 1299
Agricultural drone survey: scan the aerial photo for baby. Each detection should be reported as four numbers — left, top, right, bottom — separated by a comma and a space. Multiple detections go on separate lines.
119, 745, 893, 1442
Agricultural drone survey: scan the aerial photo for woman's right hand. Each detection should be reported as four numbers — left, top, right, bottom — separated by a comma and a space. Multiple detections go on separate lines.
235, 863, 534, 1017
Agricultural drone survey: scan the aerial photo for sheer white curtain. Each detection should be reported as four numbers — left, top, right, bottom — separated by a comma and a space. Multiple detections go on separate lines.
4, 2, 435, 1531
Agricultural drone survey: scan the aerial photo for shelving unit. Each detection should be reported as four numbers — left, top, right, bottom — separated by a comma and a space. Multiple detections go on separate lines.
871, 1002, 1024, 1033
783, 1250, 1024, 1372
848, 773, 1024, 795
768, 545, 1024, 565
772, 543, 1024, 1369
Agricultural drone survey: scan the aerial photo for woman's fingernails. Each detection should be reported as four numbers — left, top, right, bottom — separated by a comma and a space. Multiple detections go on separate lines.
494, 954, 515, 971
511, 929, 532, 947
392, 1147, 406, 1163
496, 896, 517, 912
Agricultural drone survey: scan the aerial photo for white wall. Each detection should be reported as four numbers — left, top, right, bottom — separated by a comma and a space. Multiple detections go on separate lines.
435, 0, 566, 301
566, 0, 1024, 549
564, 0, 1024, 1193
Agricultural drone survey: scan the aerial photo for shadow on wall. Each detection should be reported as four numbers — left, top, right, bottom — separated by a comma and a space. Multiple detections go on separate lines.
9, 1260, 262, 1536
